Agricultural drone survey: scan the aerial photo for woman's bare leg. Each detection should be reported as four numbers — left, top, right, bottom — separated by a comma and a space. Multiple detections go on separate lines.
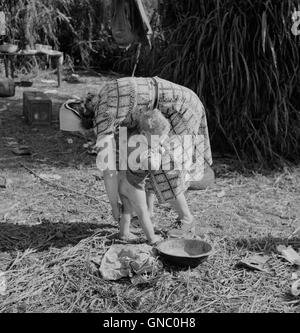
168, 192, 195, 237
169, 192, 194, 223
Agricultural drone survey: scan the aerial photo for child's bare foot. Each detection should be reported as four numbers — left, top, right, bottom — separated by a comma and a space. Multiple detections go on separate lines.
118, 232, 140, 243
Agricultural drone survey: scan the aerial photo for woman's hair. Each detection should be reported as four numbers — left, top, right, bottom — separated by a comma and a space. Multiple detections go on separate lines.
138, 109, 170, 136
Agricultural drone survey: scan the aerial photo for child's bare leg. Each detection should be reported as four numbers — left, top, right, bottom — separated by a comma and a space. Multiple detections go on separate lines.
119, 177, 158, 243
119, 194, 132, 239
130, 192, 155, 230
131, 192, 159, 244
146, 191, 155, 218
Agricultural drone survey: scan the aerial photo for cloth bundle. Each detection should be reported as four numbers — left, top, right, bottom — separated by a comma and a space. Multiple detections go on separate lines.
99, 244, 162, 281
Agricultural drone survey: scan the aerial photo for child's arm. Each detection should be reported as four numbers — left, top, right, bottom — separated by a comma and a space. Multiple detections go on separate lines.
96, 134, 120, 221
103, 170, 120, 221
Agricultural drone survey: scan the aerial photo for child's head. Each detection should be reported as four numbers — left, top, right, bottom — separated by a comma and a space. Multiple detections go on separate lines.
138, 109, 170, 142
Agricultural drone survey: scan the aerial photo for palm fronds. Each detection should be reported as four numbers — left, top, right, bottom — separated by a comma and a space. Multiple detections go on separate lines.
142, 0, 300, 167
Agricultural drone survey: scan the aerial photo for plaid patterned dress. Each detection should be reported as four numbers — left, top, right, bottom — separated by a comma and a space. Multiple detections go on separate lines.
93, 77, 212, 203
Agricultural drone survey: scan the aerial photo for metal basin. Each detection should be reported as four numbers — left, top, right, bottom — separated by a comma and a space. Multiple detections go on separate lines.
156, 239, 214, 268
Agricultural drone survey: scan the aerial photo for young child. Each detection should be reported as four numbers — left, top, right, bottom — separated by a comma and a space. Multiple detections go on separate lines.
118, 109, 169, 245
118, 109, 194, 244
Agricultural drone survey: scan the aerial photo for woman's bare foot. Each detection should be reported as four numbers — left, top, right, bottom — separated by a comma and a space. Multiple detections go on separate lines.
148, 235, 163, 246
168, 216, 195, 238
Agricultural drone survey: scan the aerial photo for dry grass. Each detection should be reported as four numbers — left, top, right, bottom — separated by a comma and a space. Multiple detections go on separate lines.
0, 73, 300, 313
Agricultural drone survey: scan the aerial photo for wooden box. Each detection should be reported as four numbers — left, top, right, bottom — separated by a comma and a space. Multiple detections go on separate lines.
23, 91, 52, 126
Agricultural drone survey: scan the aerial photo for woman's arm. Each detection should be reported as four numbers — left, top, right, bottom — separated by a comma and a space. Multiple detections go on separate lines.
103, 169, 120, 221
96, 134, 120, 221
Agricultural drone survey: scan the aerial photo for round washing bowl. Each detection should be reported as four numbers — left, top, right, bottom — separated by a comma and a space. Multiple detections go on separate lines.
156, 238, 214, 268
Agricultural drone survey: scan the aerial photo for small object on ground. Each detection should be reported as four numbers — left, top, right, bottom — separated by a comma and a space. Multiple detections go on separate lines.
41, 79, 57, 85
291, 279, 300, 297
44, 90, 58, 94
15, 81, 33, 87
217, 190, 226, 198
11, 145, 31, 156
0, 177, 13, 189
65, 74, 83, 84
39, 173, 61, 181
236, 254, 270, 273
277, 245, 300, 266
0, 78, 15, 97
155, 238, 214, 268
0, 177, 6, 188
23, 91, 52, 126
98, 244, 161, 281
67, 138, 73, 144
0, 43, 18, 53
288, 224, 300, 240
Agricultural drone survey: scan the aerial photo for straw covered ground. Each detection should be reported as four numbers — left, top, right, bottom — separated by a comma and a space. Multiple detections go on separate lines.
0, 73, 300, 313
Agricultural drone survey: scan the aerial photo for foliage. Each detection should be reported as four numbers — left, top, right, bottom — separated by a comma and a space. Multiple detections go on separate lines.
141, 0, 300, 166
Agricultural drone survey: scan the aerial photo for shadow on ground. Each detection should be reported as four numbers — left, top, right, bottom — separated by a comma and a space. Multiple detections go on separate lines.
0, 220, 116, 253
232, 236, 300, 253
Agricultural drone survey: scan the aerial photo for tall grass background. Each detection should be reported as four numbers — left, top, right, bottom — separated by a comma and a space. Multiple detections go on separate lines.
135, 0, 300, 167
1, 0, 299, 167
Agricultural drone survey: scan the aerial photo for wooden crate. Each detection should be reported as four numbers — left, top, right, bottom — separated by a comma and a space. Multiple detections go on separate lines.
23, 91, 52, 126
